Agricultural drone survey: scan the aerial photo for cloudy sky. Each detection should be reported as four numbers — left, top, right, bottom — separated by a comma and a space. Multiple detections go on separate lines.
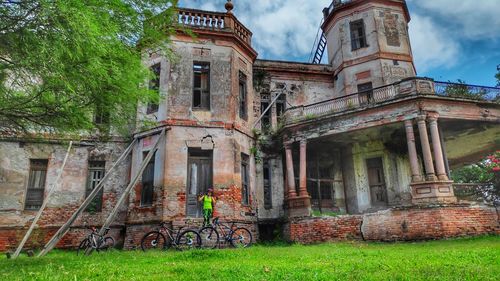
178, 0, 500, 86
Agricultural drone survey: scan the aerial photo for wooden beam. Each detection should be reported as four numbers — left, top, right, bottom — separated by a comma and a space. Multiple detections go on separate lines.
37, 139, 137, 257
12, 142, 73, 259
86, 129, 166, 255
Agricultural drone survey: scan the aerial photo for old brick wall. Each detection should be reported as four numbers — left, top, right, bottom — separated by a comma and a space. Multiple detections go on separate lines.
285, 204, 499, 244
0, 226, 124, 252
362, 204, 500, 241
286, 215, 363, 244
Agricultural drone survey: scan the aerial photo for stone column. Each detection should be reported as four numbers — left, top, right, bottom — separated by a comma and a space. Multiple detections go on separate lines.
417, 114, 437, 181
404, 120, 423, 182
428, 113, 448, 181
298, 139, 308, 197
284, 142, 297, 198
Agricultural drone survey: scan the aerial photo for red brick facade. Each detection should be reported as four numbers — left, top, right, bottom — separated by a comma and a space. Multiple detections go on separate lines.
286, 204, 499, 244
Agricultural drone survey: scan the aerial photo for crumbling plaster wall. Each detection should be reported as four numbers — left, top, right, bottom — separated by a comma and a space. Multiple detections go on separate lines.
162, 126, 256, 222
0, 140, 130, 228
325, 2, 415, 96
346, 140, 411, 213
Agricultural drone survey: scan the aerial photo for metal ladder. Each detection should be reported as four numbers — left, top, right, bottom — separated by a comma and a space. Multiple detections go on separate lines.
309, 19, 327, 64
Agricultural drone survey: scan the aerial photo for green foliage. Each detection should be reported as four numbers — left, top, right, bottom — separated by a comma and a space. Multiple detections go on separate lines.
0, 0, 179, 134
1, 237, 499, 280
444, 79, 487, 100
496, 68, 500, 87
451, 164, 495, 184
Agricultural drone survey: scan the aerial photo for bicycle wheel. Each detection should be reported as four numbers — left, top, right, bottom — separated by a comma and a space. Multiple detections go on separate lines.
98, 237, 115, 251
230, 227, 252, 248
198, 226, 220, 249
176, 230, 201, 251
76, 238, 90, 255
141, 231, 167, 251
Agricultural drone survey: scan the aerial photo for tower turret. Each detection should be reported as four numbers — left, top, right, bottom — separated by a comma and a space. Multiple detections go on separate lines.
322, 0, 416, 96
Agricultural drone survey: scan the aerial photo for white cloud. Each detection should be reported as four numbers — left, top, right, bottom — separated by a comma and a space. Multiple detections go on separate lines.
408, 14, 461, 73
179, 0, 331, 61
408, 0, 500, 40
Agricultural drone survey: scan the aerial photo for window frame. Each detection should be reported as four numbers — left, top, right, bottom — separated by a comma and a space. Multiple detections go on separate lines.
263, 160, 272, 209
192, 62, 211, 110
140, 151, 156, 207
24, 159, 48, 210
241, 153, 250, 205
239, 71, 248, 120
85, 160, 105, 212
146, 63, 161, 114
350, 19, 368, 51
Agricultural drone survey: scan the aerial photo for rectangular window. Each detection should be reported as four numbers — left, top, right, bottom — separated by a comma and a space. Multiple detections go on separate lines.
357, 82, 373, 93
350, 20, 368, 50
276, 94, 286, 125
260, 94, 271, 131
357, 82, 373, 104
147, 63, 161, 114
263, 160, 272, 209
94, 104, 110, 125
239, 72, 248, 120
85, 161, 105, 212
25, 159, 48, 210
193, 62, 210, 110
141, 151, 155, 206
241, 153, 250, 205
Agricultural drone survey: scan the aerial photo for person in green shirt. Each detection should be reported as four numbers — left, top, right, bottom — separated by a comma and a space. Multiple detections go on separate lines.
198, 188, 216, 227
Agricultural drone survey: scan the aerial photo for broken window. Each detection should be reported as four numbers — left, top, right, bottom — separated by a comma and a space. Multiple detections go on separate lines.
85, 161, 105, 212
241, 153, 250, 205
193, 62, 210, 110
239, 72, 248, 120
276, 94, 286, 125
263, 160, 272, 209
350, 19, 368, 50
141, 151, 155, 206
25, 159, 48, 210
147, 63, 161, 114
260, 93, 271, 131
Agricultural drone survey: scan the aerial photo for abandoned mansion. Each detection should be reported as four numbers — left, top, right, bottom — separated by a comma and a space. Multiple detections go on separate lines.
1, 0, 499, 251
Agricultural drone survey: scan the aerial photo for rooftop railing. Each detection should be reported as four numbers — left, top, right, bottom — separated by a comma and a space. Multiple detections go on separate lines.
285, 78, 500, 124
177, 8, 252, 45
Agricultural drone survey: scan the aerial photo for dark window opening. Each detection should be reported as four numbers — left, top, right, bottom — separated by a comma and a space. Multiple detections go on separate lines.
193, 62, 210, 110
86, 161, 105, 212
186, 149, 213, 217
350, 20, 368, 50
276, 94, 286, 125
147, 63, 161, 114
260, 93, 271, 132
263, 160, 272, 209
241, 153, 250, 205
357, 82, 373, 103
239, 72, 248, 120
94, 104, 110, 125
25, 159, 48, 210
141, 151, 155, 206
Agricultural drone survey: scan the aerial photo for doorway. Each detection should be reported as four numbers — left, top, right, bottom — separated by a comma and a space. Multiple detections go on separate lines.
186, 149, 213, 217
366, 157, 388, 207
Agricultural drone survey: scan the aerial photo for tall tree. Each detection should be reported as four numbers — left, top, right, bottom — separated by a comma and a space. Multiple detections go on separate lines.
0, 0, 178, 134
496, 65, 500, 87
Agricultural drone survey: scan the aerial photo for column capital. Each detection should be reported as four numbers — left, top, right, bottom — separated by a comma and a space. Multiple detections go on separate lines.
299, 138, 307, 146
417, 114, 427, 122
284, 141, 294, 149
404, 119, 414, 127
427, 112, 439, 122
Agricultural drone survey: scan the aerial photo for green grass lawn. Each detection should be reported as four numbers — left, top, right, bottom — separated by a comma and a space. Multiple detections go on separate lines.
1, 236, 499, 281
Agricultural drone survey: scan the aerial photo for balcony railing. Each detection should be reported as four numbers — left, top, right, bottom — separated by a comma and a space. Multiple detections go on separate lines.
177, 8, 252, 45
434, 81, 500, 102
284, 78, 500, 124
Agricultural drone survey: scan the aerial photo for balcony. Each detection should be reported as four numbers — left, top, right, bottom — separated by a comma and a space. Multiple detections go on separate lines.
284, 78, 500, 124
176, 8, 252, 45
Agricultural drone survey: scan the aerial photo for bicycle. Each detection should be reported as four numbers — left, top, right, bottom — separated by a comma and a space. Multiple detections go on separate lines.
77, 226, 115, 255
198, 217, 252, 249
141, 222, 202, 251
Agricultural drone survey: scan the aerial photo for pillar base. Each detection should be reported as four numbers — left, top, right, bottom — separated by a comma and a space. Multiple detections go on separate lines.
411, 181, 457, 204
286, 196, 312, 218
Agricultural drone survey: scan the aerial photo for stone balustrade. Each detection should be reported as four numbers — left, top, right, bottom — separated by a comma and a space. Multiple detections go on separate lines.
177, 8, 252, 45
284, 77, 500, 124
